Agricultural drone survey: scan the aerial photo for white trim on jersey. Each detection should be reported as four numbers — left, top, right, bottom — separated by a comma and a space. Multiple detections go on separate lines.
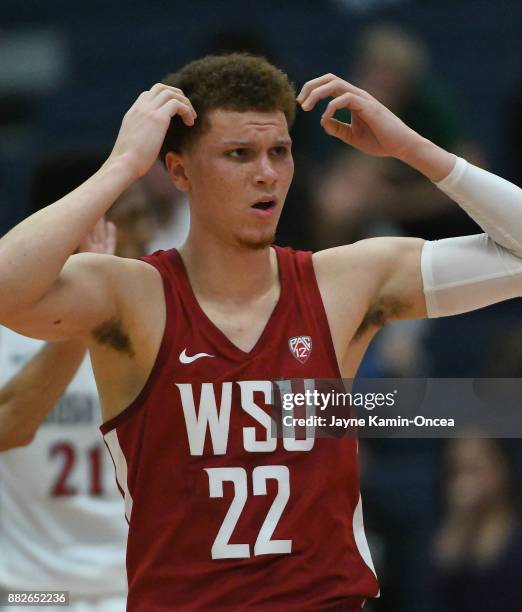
105, 430, 133, 522
353, 493, 379, 594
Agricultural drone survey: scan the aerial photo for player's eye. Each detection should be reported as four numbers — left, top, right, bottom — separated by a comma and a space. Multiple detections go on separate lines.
227, 148, 250, 159
272, 146, 289, 157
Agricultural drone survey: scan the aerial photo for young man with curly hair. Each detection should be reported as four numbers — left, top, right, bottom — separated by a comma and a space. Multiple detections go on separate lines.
0, 54, 520, 610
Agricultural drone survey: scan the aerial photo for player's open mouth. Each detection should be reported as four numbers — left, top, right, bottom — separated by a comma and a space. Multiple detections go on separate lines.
251, 199, 276, 211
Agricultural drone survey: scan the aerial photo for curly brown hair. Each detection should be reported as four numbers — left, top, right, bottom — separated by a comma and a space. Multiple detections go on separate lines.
160, 53, 296, 159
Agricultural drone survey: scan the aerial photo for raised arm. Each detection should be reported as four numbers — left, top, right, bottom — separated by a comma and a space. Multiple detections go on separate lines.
0, 216, 119, 451
299, 74, 522, 323
0, 84, 196, 340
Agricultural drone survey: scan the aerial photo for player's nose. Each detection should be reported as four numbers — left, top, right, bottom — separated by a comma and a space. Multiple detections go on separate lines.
254, 154, 278, 185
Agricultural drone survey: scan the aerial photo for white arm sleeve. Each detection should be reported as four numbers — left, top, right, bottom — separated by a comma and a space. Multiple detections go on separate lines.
421, 158, 522, 318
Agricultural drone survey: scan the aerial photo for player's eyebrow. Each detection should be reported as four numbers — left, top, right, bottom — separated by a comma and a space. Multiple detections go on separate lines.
220, 138, 292, 146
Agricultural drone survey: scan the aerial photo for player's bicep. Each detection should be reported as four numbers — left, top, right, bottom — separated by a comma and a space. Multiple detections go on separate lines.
4, 253, 119, 341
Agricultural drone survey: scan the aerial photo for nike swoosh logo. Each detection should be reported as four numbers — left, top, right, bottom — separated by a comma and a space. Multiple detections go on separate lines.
179, 348, 215, 364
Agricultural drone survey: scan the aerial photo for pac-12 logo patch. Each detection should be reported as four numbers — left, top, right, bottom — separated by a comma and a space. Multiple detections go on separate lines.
288, 336, 312, 363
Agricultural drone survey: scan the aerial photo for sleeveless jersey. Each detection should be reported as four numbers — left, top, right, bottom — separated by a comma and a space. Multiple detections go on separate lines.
101, 246, 379, 611
0, 327, 128, 598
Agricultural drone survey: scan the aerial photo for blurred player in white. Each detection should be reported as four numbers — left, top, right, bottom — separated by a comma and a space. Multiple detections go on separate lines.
0, 154, 156, 611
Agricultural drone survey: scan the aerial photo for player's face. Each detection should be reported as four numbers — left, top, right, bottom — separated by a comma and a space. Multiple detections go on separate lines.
184, 109, 294, 249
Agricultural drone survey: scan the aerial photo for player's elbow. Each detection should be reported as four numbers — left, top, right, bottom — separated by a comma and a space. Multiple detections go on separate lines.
0, 402, 37, 451
0, 431, 35, 451
0, 429, 36, 451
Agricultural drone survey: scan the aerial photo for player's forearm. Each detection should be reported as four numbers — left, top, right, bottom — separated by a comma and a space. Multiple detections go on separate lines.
419, 156, 522, 318
0, 339, 86, 450
0, 157, 135, 318
395, 135, 456, 183
398, 136, 522, 252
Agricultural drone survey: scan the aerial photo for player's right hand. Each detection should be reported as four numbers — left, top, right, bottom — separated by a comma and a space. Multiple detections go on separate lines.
108, 84, 197, 178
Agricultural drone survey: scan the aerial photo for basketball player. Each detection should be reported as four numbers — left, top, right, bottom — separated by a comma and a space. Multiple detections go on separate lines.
0, 54, 520, 610
0, 154, 156, 611
0, 218, 128, 612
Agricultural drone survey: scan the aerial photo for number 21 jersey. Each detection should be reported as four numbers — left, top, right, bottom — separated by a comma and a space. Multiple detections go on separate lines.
0, 327, 127, 598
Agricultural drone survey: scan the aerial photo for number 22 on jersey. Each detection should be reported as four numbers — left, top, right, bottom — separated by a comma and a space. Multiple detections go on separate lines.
205, 465, 291, 560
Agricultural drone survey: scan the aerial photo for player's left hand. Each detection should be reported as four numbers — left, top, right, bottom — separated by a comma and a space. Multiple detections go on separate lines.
297, 74, 420, 158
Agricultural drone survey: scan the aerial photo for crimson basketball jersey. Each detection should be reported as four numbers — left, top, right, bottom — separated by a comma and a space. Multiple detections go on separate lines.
101, 246, 379, 611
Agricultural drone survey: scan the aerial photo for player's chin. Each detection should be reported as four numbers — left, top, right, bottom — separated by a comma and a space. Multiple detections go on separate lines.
235, 227, 276, 250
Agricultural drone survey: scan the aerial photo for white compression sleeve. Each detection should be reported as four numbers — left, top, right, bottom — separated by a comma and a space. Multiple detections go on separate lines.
435, 157, 522, 256
421, 158, 522, 318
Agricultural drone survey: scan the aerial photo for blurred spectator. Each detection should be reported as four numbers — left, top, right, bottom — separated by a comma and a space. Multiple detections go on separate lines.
313, 24, 483, 248
107, 179, 157, 257
483, 327, 522, 377
311, 24, 490, 380
141, 160, 190, 252
430, 438, 522, 612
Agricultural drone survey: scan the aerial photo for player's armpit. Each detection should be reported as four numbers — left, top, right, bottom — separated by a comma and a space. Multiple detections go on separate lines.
314, 237, 426, 346
354, 236, 427, 325
2, 253, 128, 342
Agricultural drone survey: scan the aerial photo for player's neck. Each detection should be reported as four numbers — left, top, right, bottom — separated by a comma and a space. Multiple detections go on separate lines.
178, 233, 278, 303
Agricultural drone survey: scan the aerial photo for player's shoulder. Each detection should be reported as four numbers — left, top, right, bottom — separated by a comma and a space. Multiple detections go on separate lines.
312, 239, 377, 283
61, 253, 164, 329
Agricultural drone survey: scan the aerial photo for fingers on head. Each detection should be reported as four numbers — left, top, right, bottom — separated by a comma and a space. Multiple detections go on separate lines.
145, 84, 195, 111
150, 83, 182, 96
323, 92, 364, 119
298, 74, 373, 109
132, 85, 196, 125
297, 73, 337, 102
162, 99, 195, 125
152, 89, 195, 113
301, 78, 351, 110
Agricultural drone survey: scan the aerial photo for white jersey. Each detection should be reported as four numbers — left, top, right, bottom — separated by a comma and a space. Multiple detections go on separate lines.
0, 327, 128, 598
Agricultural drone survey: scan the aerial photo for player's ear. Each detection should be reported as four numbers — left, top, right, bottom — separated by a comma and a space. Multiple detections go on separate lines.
165, 151, 190, 192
